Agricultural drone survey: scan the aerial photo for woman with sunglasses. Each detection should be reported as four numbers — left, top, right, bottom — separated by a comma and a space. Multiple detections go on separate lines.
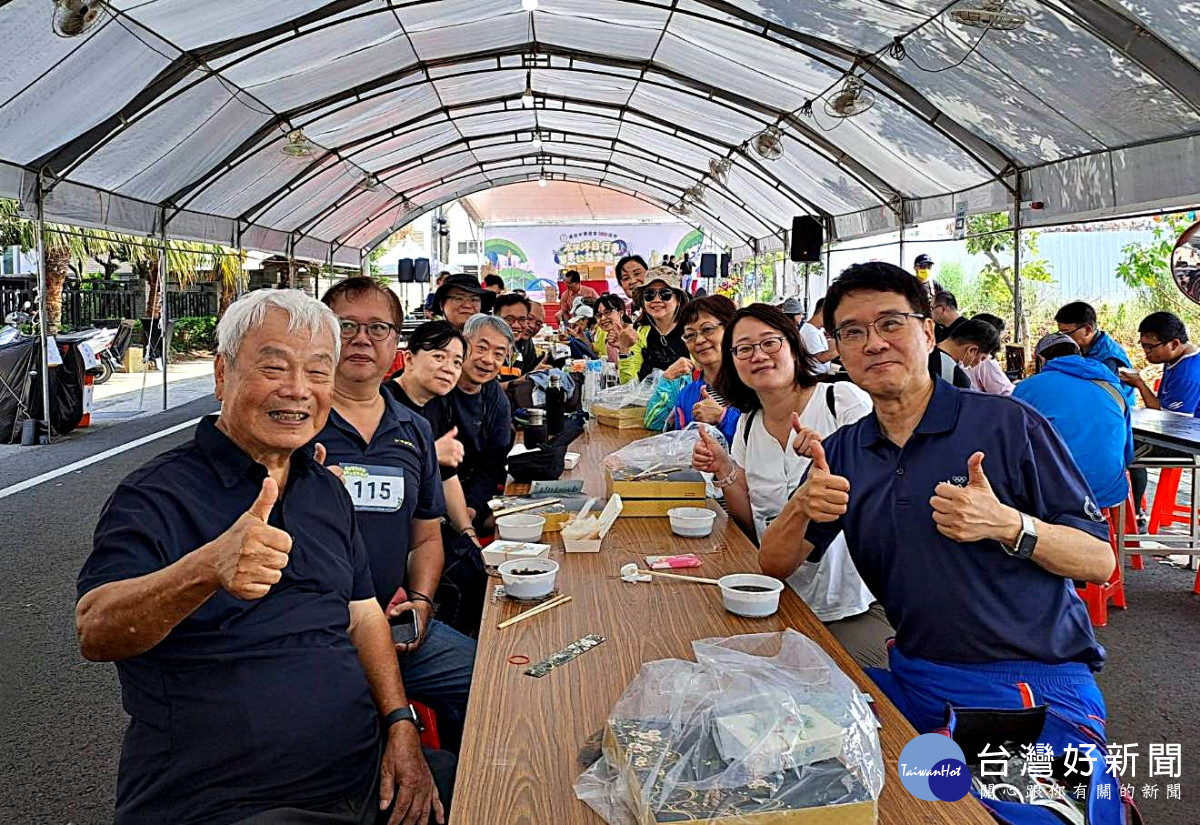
647, 295, 741, 443
616, 266, 691, 382
692, 304, 890, 667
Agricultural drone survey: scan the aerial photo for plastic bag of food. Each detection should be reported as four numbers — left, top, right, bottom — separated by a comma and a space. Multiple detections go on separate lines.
601, 423, 726, 477
593, 369, 662, 410
575, 630, 884, 825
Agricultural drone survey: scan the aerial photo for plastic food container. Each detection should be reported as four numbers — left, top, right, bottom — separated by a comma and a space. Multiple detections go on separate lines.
717, 574, 784, 618
667, 507, 716, 538
498, 558, 559, 600
496, 513, 547, 542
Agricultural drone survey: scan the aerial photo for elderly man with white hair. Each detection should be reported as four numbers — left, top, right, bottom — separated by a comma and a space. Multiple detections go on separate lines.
75, 289, 447, 825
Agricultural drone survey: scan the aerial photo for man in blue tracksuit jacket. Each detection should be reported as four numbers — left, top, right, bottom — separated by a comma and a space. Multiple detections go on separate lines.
1013, 333, 1134, 509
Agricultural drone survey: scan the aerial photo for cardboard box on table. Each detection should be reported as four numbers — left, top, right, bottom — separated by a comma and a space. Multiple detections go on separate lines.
562, 495, 624, 553
605, 468, 707, 502
592, 403, 649, 430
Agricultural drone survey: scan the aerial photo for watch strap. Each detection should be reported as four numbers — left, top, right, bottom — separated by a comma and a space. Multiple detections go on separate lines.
382, 705, 424, 733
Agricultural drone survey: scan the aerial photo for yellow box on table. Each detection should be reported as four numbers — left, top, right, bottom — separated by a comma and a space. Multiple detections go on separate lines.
592, 403, 649, 430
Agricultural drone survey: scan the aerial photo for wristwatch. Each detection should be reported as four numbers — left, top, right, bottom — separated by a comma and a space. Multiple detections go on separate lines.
1002, 512, 1038, 560
382, 704, 424, 733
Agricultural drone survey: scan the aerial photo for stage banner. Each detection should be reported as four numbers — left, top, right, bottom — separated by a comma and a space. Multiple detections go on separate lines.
483, 224, 704, 296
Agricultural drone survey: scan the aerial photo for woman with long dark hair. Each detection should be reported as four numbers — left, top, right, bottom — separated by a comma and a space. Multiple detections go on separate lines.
692, 303, 890, 666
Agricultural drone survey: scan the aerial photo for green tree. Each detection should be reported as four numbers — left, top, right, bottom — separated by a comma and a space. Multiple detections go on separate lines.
964, 211, 1053, 342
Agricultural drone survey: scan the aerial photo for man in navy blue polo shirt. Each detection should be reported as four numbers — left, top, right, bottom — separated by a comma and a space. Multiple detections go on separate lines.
760, 263, 1122, 824
76, 289, 444, 825
317, 277, 476, 753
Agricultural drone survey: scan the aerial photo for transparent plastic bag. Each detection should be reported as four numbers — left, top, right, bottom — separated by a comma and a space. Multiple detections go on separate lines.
575, 630, 884, 825
593, 369, 662, 409
601, 423, 727, 476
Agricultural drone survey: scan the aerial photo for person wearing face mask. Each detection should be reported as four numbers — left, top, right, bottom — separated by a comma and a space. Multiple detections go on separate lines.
912, 254, 943, 304
386, 322, 485, 633
936, 319, 1000, 377
616, 266, 692, 382
690, 303, 885, 665
315, 278, 477, 755
451, 314, 516, 535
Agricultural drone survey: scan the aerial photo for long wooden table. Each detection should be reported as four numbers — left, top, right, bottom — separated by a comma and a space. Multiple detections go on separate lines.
452, 425, 993, 824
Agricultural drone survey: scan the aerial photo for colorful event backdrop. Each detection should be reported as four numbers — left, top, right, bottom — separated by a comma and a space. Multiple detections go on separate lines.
483, 224, 705, 294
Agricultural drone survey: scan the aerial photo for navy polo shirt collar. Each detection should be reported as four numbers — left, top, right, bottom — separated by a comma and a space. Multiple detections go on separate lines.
195, 415, 316, 489
326, 387, 418, 447
864, 377, 960, 448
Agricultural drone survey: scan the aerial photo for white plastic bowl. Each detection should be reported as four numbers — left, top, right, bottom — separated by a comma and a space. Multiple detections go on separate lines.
718, 573, 784, 618
667, 506, 716, 538
496, 513, 547, 542
498, 557, 560, 600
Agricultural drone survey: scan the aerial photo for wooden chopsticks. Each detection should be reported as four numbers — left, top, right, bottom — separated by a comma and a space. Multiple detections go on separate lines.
497, 595, 573, 629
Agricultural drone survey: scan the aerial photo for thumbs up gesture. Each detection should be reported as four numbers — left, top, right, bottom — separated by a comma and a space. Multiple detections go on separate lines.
930, 452, 1020, 543
207, 477, 294, 600
692, 423, 734, 478
795, 441, 850, 522
789, 411, 823, 459
692, 385, 725, 425
435, 426, 464, 468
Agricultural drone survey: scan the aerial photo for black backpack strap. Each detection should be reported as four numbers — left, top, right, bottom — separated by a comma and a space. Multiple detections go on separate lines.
825, 383, 838, 419
742, 408, 758, 447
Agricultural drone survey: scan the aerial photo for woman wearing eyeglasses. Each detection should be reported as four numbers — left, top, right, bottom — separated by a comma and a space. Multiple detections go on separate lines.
645, 295, 741, 443
616, 266, 691, 382
692, 303, 890, 666
593, 293, 632, 363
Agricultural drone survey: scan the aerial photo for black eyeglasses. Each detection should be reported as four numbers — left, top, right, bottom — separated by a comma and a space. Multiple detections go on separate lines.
339, 320, 396, 341
1140, 340, 1168, 352
643, 288, 676, 302
732, 336, 786, 360
833, 312, 925, 349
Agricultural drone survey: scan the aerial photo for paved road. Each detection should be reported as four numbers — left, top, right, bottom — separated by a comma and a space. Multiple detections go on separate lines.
0, 397, 215, 825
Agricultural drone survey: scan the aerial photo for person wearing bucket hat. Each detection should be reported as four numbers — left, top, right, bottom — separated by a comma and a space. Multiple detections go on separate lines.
616, 266, 692, 382
779, 297, 805, 324
434, 274, 487, 330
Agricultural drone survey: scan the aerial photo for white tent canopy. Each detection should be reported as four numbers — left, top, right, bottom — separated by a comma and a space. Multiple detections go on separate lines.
3, 0, 1200, 264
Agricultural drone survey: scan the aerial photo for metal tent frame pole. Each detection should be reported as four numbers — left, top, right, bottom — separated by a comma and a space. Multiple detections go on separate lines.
1012, 183, 1025, 347
160, 209, 169, 411
34, 180, 51, 444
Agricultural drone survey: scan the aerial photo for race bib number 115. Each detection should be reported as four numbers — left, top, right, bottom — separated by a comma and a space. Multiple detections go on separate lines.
342, 464, 405, 512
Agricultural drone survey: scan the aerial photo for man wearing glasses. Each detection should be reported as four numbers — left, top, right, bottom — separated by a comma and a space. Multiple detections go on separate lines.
760, 262, 1123, 824
1120, 312, 1200, 519
1054, 300, 1136, 408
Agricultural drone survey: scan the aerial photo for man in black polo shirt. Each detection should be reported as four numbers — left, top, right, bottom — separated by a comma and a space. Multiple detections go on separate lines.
316, 278, 476, 752
931, 290, 965, 342
452, 313, 516, 534
76, 290, 444, 825
494, 293, 544, 378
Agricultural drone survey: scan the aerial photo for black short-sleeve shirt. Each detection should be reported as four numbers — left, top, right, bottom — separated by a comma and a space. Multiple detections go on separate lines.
385, 379, 457, 481
314, 390, 447, 609
76, 416, 379, 825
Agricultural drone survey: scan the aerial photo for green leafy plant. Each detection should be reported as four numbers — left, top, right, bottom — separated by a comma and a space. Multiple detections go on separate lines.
171, 315, 218, 354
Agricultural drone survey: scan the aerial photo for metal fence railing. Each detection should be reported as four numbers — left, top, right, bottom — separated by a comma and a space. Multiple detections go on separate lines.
1, 285, 216, 329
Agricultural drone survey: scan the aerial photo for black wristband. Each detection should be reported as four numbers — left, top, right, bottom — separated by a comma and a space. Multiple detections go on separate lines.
382, 705, 423, 733
407, 590, 433, 605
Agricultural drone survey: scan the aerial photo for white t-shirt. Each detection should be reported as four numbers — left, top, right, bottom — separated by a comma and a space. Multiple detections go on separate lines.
731, 382, 876, 622
798, 322, 831, 374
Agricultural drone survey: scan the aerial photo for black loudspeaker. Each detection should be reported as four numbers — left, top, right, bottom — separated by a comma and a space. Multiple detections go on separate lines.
790, 216, 823, 263
397, 258, 415, 283
719, 253, 731, 279
699, 252, 717, 279
414, 258, 431, 283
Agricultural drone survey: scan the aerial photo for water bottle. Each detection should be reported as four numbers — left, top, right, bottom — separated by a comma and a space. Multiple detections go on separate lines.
546, 373, 565, 436
583, 360, 602, 407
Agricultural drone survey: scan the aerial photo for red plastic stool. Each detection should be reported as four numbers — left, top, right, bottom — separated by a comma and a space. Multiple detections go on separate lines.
411, 701, 441, 750
1077, 499, 1135, 627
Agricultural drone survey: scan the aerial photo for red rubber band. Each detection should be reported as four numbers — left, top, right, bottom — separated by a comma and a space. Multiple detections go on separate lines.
507, 654, 531, 666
